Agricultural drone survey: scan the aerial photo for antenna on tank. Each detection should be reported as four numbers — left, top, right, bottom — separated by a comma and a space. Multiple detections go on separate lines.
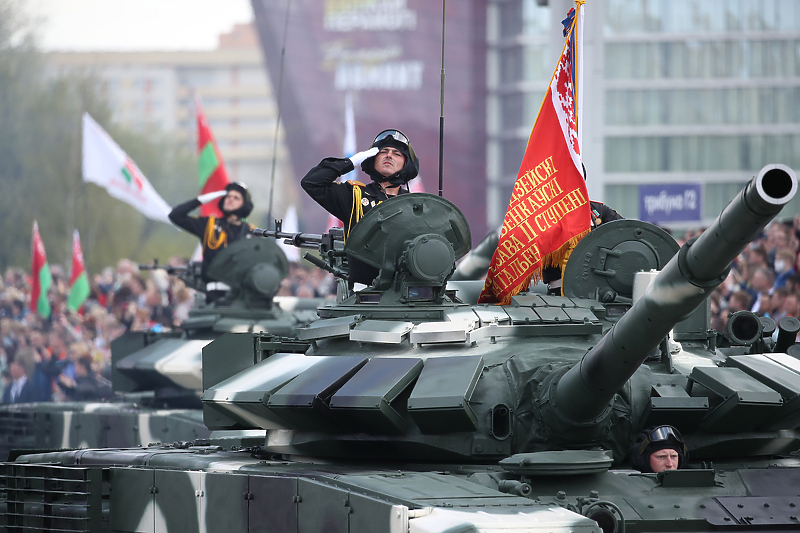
437, 0, 446, 197
267, 0, 293, 226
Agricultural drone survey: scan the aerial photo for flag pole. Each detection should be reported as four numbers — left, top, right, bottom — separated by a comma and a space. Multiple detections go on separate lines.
575, 0, 584, 151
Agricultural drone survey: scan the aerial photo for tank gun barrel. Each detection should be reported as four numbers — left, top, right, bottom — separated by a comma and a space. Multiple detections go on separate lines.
548, 165, 797, 432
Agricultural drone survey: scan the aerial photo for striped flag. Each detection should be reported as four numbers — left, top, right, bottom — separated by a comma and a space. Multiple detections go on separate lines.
67, 230, 90, 312
478, 2, 590, 304
30, 221, 53, 319
196, 98, 230, 217
82, 113, 172, 223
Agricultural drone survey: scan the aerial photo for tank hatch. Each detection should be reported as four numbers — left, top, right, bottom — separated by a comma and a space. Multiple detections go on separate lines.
499, 450, 613, 475
345, 193, 471, 292
563, 220, 678, 302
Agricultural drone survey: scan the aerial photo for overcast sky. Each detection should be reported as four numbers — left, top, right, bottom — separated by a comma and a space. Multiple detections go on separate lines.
23, 0, 254, 51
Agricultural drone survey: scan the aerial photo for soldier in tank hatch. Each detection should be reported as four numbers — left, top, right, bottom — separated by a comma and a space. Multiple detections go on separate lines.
542, 200, 623, 296
168, 182, 255, 303
628, 425, 689, 473
540, 163, 623, 295
301, 129, 420, 287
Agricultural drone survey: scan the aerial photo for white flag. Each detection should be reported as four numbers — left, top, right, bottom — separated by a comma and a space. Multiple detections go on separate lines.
342, 91, 356, 181
82, 113, 172, 223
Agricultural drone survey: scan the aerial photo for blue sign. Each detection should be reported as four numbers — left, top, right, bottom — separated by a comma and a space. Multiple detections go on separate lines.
639, 183, 701, 223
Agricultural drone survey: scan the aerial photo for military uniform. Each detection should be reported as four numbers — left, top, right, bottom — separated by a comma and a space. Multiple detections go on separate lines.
168, 198, 255, 298
588, 201, 623, 230
301, 157, 408, 286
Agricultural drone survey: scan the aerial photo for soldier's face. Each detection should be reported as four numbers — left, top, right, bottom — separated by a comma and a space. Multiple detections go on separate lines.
374, 147, 405, 178
224, 190, 244, 212
649, 449, 679, 472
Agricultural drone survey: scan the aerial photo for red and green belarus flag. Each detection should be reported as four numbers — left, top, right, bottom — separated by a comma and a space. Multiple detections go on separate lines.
68, 230, 90, 312
478, 3, 590, 304
196, 99, 230, 217
30, 221, 53, 319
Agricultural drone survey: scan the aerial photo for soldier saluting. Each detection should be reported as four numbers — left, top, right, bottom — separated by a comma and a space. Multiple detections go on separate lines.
301, 129, 419, 287
168, 182, 255, 302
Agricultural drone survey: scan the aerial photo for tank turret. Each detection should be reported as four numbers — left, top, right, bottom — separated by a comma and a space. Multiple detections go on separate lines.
112, 237, 316, 400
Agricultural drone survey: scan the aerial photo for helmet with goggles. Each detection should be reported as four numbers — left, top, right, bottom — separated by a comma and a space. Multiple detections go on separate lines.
218, 181, 253, 219
628, 425, 689, 472
360, 129, 420, 187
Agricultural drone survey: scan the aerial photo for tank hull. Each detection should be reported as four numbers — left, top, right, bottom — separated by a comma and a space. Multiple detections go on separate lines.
5, 446, 800, 532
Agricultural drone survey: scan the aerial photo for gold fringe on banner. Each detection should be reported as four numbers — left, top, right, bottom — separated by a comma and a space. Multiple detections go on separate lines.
495, 228, 589, 305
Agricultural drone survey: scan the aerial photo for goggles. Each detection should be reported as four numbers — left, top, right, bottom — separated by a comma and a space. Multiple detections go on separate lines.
639, 425, 685, 454
373, 129, 410, 148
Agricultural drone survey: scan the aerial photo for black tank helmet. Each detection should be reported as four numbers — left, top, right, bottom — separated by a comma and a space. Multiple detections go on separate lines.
360, 129, 420, 187
628, 425, 689, 473
218, 181, 253, 219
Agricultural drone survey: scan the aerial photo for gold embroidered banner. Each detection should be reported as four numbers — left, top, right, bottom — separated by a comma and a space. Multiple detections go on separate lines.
479, 8, 589, 304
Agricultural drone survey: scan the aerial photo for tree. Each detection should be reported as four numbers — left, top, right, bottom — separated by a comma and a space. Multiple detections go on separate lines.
0, 0, 201, 274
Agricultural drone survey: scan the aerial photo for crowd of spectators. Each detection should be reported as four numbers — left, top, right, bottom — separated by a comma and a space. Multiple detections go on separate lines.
681, 216, 800, 334
2, 215, 800, 404
0, 256, 336, 404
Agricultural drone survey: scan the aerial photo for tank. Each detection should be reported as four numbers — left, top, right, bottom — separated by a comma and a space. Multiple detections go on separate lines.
0, 237, 320, 460
3, 165, 800, 533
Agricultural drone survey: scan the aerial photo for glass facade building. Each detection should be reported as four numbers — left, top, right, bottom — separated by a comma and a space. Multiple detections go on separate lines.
487, 0, 800, 228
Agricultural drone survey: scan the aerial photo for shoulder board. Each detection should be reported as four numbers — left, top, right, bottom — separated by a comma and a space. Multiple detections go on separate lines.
346, 180, 367, 187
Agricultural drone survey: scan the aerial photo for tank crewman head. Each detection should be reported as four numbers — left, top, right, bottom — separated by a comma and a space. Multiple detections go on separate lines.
629, 425, 689, 473
218, 181, 253, 222
359, 129, 420, 195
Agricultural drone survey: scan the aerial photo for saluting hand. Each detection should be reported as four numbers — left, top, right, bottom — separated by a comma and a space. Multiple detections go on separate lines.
349, 147, 378, 167
197, 190, 227, 204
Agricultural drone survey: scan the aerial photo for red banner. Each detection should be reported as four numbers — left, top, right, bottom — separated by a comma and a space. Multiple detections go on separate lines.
479, 13, 590, 304
30, 221, 53, 318
196, 99, 230, 218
